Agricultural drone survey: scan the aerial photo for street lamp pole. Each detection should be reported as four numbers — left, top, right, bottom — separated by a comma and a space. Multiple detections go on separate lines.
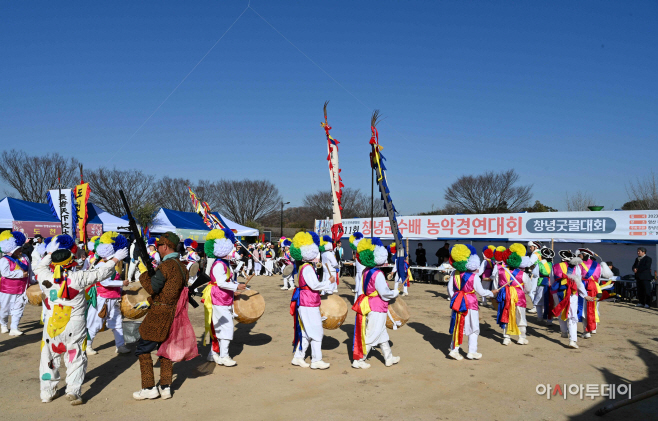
280, 201, 290, 239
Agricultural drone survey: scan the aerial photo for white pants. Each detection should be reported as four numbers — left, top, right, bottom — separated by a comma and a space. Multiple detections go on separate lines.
481, 281, 491, 303
294, 306, 323, 362
283, 275, 295, 289
127, 261, 139, 282
235, 261, 245, 278
254, 262, 262, 275
247, 260, 253, 274
553, 293, 578, 342
502, 307, 527, 339
86, 297, 125, 348
209, 305, 234, 359
394, 281, 408, 295
264, 260, 274, 276
450, 310, 480, 353
0, 292, 27, 330
40, 314, 87, 400
365, 312, 389, 347
528, 276, 538, 303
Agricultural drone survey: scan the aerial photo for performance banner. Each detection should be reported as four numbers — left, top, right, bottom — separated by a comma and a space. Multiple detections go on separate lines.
315, 210, 658, 241
74, 183, 91, 244
46, 189, 77, 238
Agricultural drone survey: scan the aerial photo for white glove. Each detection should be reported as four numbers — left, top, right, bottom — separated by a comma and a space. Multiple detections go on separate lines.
112, 248, 129, 261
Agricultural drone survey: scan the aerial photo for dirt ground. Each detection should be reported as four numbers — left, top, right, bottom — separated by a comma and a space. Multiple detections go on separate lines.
1, 275, 658, 421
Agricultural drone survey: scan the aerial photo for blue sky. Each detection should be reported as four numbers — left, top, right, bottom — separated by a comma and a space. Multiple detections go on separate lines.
2, 1, 656, 214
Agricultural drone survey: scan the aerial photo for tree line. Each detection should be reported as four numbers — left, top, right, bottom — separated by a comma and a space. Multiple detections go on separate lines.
0, 150, 384, 228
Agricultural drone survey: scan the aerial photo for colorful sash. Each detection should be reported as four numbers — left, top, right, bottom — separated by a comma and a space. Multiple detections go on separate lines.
552, 263, 577, 321
496, 268, 522, 335
3, 255, 29, 272
351, 268, 381, 360
577, 264, 601, 332
290, 263, 313, 352
448, 272, 474, 348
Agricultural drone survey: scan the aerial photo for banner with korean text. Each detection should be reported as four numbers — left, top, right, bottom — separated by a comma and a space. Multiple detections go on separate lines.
315, 210, 658, 241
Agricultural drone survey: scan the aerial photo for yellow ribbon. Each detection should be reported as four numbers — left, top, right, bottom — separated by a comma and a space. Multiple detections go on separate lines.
357, 291, 379, 351
507, 286, 520, 336
202, 283, 214, 346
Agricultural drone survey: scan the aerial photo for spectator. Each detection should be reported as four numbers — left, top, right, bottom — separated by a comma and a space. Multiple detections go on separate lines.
632, 247, 653, 308
435, 242, 450, 265
415, 243, 427, 267
606, 261, 620, 278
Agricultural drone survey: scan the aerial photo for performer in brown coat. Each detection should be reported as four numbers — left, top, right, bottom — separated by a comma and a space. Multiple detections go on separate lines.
133, 232, 188, 401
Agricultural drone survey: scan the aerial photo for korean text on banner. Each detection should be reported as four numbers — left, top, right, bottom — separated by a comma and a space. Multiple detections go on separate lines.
75, 183, 91, 244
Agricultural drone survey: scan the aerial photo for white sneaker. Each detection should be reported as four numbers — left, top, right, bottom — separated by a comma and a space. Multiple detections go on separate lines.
351, 360, 371, 369
288, 287, 295, 290
636, 303, 643, 307
214, 355, 237, 367
116, 345, 131, 354
569, 341, 579, 349
133, 387, 160, 400
592, 330, 597, 334
206, 353, 215, 362
583, 332, 591, 339
517, 338, 529, 345
502, 338, 511, 346
291, 357, 310, 368
280, 286, 288, 290
448, 350, 464, 360
0, 325, 8, 334
561, 332, 568, 338
466, 352, 482, 360
385, 355, 401, 367
41, 390, 59, 403
66, 394, 84, 406
310, 360, 330, 370
8, 329, 23, 336
527, 307, 537, 314
158, 386, 172, 400
402, 292, 409, 296
86, 347, 98, 355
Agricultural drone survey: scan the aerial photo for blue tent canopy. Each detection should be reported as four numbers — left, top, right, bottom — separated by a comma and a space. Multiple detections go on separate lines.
0, 197, 60, 227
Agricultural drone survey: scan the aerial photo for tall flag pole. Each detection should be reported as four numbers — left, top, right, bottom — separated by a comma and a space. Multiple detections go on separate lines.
369, 110, 408, 283
321, 101, 344, 245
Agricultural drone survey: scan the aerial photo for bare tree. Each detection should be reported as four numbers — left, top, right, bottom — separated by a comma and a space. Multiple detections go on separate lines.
0, 150, 80, 203
444, 169, 532, 213
87, 167, 156, 216
151, 177, 196, 212
625, 172, 658, 210
565, 191, 596, 212
212, 179, 282, 224
302, 187, 387, 220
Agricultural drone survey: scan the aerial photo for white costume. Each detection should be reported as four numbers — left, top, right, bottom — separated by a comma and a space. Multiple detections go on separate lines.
293, 264, 333, 363
491, 263, 532, 344
0, 255, 33, 333
207, 260, 238, 360
86, 267, 126, 352
35, 253, 120, 402
447, 271, 493, 355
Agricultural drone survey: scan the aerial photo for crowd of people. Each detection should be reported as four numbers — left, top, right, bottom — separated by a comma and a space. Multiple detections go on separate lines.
0, 228, 654, 405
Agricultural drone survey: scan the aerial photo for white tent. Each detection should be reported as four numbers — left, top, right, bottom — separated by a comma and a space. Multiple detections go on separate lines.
147, 208, 258, 240
87, 203, 130, 233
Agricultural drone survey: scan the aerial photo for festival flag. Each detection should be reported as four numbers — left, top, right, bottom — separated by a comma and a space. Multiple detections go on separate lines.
322, 101, 344, 244
74, 182, 91, 244
369, 110, 408, 282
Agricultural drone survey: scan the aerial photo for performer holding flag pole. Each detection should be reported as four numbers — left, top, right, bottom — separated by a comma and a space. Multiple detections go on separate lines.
321, 101, 343, 293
